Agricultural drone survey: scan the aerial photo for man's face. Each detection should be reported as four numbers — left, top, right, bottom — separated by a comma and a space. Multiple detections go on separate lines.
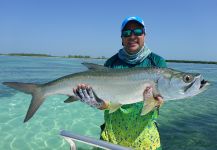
121, 21, 145, 54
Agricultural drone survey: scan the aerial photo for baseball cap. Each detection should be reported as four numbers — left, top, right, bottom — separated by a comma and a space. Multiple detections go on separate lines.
121, 16, 145, 31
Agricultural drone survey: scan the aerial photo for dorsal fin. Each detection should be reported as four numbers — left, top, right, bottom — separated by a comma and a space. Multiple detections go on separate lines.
82, 62, 106, 70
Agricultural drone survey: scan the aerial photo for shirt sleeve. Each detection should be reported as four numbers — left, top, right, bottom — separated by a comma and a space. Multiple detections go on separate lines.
157, 58, 167, 68
103, 53, 119, 68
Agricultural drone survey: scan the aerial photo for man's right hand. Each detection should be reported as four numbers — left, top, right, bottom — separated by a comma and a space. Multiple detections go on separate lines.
73, 84, 109, 110
143, 85, 164, 108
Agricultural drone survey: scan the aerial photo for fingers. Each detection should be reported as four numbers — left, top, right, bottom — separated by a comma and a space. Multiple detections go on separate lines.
72, 84, 106, 109
75, 83, 90, 90
73, 84, 98, 102
143, 86, 164, 108
73, 84, 90, 100
87, 87, 94, 98
143, 86, 153, 100
155, 95, 164, 107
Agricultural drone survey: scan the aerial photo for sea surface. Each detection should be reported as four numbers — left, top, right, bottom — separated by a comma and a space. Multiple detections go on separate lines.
0, 56, 217, 150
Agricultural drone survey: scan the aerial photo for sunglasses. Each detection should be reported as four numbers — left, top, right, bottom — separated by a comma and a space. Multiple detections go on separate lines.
121, 28, 144, 37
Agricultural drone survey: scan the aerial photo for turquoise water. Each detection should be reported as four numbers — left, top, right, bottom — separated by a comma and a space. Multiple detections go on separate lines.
0, 56, 217, 150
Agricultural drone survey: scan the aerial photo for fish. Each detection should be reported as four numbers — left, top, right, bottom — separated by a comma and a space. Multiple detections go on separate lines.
3, 63, 209, 122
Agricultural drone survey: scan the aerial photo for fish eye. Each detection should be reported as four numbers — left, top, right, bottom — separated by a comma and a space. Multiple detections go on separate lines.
183, 74, 193, 83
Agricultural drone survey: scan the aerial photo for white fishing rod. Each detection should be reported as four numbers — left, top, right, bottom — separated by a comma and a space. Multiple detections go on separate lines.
60, 130, 132, 150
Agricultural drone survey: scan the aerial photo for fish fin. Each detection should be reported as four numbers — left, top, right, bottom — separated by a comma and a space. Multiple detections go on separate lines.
140, 82, 161, 116
108, 102, 122, 113
24, 92, 45, 122
64, 96, 79, 103
3, 82, 45, 122
141, 97, 158, 115
82, 62, 107, 70
3, 82, 40, 94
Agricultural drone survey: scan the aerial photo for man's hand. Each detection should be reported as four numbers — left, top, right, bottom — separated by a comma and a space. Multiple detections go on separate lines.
155, 95, 164, 108
73, 84, 108, 109
143, 86, 164, 108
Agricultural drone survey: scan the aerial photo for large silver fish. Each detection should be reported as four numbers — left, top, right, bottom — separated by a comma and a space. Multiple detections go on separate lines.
3, 63, 209, 122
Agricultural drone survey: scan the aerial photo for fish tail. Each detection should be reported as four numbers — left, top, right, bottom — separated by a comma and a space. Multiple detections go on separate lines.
3, 82, 45, 122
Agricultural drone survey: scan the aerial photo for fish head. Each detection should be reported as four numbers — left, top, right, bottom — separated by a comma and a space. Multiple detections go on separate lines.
157, 69, 209, 100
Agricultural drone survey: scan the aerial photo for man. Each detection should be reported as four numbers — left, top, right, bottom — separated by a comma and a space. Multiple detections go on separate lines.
73, 16, 167, 150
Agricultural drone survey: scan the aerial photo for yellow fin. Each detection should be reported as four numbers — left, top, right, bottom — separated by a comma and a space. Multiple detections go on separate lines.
141, 97, 158, 115
108, 102, 122, 113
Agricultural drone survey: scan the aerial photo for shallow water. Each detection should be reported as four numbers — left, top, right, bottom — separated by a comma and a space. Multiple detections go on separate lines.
0, 56, 217, 150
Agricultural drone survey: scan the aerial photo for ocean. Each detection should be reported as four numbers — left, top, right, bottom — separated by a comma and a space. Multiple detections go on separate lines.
0, 56, 217, 150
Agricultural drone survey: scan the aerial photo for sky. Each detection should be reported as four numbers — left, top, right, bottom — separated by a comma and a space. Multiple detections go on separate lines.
0, 0, 217, 61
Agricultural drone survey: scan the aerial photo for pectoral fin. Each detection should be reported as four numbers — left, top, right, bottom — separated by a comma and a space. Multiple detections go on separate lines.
64, 96, 79, 103
141, 82, 161, 116
108, 102, 122, 113
141, 97, 158, 115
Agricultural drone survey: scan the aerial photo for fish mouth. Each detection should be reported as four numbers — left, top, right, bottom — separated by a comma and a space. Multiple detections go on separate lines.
184, 80, 195, 92
200, 79, 209, 89
184, 78, 209, 93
